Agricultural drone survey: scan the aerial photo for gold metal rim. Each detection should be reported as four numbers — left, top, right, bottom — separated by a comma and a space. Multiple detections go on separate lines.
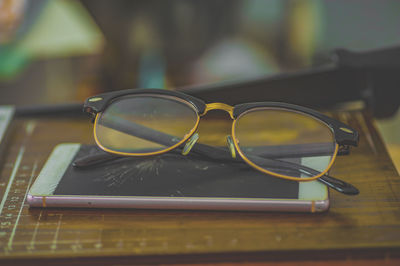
93, 94, 201, 157
231, 108, 339, 181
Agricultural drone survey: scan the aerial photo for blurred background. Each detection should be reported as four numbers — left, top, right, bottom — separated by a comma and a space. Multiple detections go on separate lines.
0, 0, 399, 170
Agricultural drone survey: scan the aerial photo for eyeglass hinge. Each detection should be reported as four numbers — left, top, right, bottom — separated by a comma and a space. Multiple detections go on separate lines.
338, 145, 351, 156
84, 107, 97, 123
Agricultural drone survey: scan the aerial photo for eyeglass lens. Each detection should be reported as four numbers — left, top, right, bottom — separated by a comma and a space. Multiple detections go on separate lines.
95, 95, 198, 154
234, 108, 336, 179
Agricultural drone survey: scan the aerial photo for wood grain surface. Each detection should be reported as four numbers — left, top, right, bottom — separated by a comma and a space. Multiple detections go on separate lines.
0, 111, 399, 265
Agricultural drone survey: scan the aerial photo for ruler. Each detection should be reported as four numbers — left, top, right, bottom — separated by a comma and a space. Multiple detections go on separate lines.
0, 118, 38, 255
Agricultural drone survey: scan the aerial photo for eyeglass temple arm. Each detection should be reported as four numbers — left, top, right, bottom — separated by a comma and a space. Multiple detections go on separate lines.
241, 152, 359, 195
76, 115, 358, 195
191, 142, 358, 197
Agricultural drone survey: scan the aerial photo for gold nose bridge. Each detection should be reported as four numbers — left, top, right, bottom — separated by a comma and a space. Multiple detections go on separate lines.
203, 103, 234, 119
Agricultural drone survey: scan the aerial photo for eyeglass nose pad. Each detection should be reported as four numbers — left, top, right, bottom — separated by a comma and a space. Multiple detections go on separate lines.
182, 133, 199, 156
226, 135, 236, 159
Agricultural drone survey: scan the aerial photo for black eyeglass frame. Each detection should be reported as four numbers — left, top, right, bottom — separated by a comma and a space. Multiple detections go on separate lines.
84, 88, 359, 148
78, 88, 360, 195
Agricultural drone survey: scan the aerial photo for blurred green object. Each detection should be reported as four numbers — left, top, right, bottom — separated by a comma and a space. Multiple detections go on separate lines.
0, 0, 104, 80
0, 44, 29, 79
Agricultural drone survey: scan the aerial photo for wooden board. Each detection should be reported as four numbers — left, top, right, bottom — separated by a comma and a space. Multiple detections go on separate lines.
0, 111, 400, 265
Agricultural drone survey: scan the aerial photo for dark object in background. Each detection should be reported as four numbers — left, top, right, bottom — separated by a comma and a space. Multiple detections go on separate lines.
81, 0, 399, 119
14, 46, 400, 120
81, 0, 242, 92
180, 46, 400, 118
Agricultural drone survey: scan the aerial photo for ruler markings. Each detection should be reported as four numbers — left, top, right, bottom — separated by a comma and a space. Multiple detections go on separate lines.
0, 146, 25, 217
0, 121, 36, 217
51, 214, 63, 252
0, 120, 36, 254
28, 211, 42, 252
16, 239, 104, 245
7, 162, 38, 250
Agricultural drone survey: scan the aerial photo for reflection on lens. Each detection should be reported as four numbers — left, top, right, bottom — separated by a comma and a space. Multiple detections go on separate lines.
233, 108, 336, 179
95, 94, 198, 155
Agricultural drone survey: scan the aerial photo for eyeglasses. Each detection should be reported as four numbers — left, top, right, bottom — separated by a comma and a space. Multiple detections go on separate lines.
74, 88, 359, 195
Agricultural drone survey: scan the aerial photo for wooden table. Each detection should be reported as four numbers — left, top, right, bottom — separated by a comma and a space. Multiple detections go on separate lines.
0, 110, 400, 265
